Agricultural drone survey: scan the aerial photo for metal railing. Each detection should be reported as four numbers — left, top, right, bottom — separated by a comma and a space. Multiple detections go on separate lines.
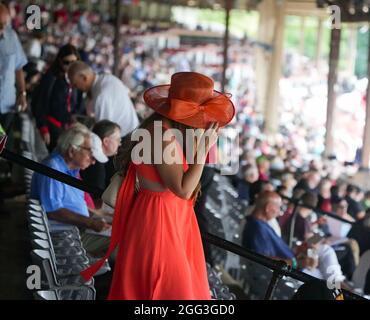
0, 141, 366, 300
278, 194, 356, 248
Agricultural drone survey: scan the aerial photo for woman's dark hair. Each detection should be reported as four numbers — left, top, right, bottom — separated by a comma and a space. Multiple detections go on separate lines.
50, 44, 80, 77
93, 120, 121, 140
331, 185, 339, 196
115, 112, 201, 200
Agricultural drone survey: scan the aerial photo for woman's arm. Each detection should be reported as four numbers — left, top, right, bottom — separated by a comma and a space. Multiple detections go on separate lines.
155, 123, 219, 199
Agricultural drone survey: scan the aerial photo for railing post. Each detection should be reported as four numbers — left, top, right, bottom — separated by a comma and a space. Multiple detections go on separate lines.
288, 202, 299, 248
264, 260, 287, 300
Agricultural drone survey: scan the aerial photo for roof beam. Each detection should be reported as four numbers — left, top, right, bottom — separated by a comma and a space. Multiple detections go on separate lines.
285, 0, 328, 17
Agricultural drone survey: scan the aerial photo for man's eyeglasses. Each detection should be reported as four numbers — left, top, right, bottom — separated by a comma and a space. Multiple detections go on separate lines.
73, 145, 92, 155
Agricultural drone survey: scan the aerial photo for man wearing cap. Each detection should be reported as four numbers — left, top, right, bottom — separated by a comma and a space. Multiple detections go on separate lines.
30, 124, 111, 257
80, 120, 121, 208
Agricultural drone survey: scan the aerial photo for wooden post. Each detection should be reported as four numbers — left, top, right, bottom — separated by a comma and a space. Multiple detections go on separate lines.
264, 0, 286, 134
324, 27, 341, 157
361, 27, 370, 169
113, 0, 122, 77
221, 0, 232, 92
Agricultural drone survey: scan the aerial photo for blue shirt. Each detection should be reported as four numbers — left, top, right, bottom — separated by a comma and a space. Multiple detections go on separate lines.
242, 216, 294, 259
0, 26, 27, 113
30, 152, 89, 217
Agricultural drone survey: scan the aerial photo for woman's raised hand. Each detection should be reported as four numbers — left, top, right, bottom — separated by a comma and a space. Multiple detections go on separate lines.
196, 122, 219, 157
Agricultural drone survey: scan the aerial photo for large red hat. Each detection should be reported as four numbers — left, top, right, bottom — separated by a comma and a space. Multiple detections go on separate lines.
143, 72, 235, 129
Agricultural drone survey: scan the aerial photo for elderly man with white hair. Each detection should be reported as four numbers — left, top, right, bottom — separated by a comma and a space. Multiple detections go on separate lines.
67, 61, 139, 139
30, 124, 111, 256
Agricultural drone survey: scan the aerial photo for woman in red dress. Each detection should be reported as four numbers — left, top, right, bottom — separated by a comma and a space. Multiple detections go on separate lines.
81, 72, 235, 299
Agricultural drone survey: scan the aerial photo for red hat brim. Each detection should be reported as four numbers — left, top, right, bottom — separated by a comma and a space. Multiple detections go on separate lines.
143, 85, 235, 129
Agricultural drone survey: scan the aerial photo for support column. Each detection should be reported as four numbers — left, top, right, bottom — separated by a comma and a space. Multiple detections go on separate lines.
324, 27, 341, 157
148, 2, 159, 21
361, 28, 370, 169
221, 0, 232, 92
264, 0, 286, 135
315, 17, 323, 68
254, 0, 276, 113
113, 0, 122, 77
346, 24, 358, 75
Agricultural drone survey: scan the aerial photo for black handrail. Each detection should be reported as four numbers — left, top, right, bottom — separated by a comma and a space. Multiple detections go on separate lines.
202, 232, 364, 300
1, 148, 102, 198
278, 194, 355, 250
213, 168, 355, 225
280, 194, 355, 225
0, 146, 366, 300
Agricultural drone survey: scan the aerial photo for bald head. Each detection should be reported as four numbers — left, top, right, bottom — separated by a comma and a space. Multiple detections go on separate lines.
255, 191, 281, 208
0, 4, 10, 37
67, 61, 95, 92
253, 191, 282, 221
68, 61, 93, 78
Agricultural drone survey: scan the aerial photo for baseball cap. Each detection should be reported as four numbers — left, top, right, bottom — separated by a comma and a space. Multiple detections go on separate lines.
90, 133, 108, 163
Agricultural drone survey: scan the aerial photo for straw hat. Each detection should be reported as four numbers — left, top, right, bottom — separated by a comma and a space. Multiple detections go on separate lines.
143, 72, 235, 129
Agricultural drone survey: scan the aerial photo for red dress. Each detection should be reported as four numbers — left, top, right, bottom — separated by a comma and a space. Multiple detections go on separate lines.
81, 140, 211, 300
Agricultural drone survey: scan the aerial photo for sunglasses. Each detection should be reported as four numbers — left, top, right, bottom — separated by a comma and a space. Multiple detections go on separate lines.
62, 59, 77, 66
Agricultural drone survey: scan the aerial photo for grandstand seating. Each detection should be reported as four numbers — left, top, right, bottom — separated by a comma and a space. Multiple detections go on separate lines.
19, 117, 367, 300
352, 250, 370, 293
205, 172, 304, 299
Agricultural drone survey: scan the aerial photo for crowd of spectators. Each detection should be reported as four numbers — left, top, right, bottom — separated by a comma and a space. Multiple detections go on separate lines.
1, 1, 370, 297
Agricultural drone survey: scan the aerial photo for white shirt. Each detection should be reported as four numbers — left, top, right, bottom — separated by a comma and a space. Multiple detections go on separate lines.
26, 39, 42, 59
326, 216, 352, 239
267, 218, 281, 237
91, 73, 139, 137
